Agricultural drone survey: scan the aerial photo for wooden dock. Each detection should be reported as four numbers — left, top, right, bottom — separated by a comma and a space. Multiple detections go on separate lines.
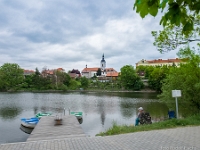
27, 115, 86, 142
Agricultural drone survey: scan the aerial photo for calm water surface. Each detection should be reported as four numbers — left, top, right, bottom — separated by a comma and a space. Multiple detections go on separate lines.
0, 92, 169, 144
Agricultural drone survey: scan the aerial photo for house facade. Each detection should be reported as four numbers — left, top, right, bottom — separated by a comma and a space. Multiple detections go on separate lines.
81, 67, 99, 78
136, 58, 184, 67
106, 72, 119, 80
69, 69, 81, 78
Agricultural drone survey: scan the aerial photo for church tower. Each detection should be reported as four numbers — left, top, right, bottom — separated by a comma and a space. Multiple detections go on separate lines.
100, 54, 106, 72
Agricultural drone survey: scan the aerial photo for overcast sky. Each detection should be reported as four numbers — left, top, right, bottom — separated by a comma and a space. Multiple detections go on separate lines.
0, 0, 180, 72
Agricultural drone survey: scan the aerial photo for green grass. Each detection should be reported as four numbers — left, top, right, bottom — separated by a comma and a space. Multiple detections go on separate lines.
96, 114, 200, 136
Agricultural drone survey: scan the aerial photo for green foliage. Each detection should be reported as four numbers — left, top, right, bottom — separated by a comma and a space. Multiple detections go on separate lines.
97, 114, 200, 136
120, 65, 144, 90
136, 65, 155, 78
57, 84, 68, 91
68, 79, 81, 90
31, 68, 52, 90
63, 73, 71, 86
152, 15, 200, 53
159, 47, 200, 110
96, 68, 102, 76
22, 74, 34, 89
35, 68, 40, 75
55, 71, 71, 87
134, 0, 200, 35
80, 77, 89, 89
91, 74, 97, 80
0, 63, 24, 91
148, 66, 169, 92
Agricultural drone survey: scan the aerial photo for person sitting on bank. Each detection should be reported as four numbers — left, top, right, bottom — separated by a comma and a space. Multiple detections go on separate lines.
135, 107, 144, 126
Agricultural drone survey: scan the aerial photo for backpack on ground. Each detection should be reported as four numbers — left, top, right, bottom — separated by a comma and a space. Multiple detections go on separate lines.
139, 112, 152, 125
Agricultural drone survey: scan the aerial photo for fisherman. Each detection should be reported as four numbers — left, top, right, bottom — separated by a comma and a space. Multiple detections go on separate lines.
135, 107, 144, 126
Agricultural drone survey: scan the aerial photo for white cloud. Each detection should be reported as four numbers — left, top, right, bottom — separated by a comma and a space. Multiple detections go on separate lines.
0, 0, 181, 72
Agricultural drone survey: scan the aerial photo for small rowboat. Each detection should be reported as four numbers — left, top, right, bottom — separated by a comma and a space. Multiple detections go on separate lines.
20, 125, 33, 134
35, 112, 52, 119
70, 112, 83, 119
21, 117, 39, 128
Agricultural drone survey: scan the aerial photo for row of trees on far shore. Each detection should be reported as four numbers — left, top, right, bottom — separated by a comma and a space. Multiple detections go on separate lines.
0, 65, 89, 91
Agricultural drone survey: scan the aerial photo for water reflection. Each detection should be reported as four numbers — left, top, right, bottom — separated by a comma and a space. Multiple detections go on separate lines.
120, 99, 136, 118
100, 111, 106, 126
97, 100, 106, 126
78, 118, 83, 124
0, 107, 22, 120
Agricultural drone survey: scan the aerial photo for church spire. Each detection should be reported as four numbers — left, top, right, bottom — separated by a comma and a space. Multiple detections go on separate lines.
102, 53, 104, 60
100, 53, 106, 72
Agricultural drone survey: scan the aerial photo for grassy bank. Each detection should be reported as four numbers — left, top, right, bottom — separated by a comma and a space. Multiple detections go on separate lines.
96, 114, 200, 136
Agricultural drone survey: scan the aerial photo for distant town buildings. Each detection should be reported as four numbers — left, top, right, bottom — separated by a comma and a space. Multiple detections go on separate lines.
81, 54, 118, 79
23, 57, 185, 81
136, 58, 184, 67
23, 70, 35, 76
41, 68, 65, 77
69, 69, 81, 79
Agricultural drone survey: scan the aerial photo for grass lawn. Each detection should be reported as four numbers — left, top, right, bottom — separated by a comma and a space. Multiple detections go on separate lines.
96, 114, 200, 136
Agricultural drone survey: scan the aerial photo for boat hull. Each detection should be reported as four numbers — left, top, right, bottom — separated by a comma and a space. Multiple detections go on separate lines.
21, 121, 37, 128
20, 117, 39, 129
20, 125, 34, 134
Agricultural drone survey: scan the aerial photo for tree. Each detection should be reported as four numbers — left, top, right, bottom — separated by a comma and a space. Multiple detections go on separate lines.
159, 47, 200, 112
133, 0, 200, 35
136, 65, 155, 78
63, 73, 71, 87
80, 77, 89, 89
69, 79, 81, 90
32, 68, 41, 89
0, 63, 24, 91
35, 68, 40, 76
120, 65, 144, 90
23, 74, 34, 88
148, 66, 169, 92
152, 15, 200, 53
96, 68, 101, 76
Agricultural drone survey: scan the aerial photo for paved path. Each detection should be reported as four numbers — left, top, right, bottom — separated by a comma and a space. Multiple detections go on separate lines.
0, 126, 199, 150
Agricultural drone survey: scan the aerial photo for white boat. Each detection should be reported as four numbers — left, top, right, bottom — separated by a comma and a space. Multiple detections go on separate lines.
21, 117, 39, 129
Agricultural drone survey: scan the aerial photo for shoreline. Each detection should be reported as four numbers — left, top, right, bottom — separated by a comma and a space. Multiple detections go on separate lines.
1, 89, 157, 93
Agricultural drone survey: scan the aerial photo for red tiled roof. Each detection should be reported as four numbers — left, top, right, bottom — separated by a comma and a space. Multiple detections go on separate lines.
105, 68, 117, 72
24, 70, 35, 73
106, 72, 119, 77
82, 68, 99, 72
146, 58, 182, 63
57, 68, 64, 71
42, 70, 54, 75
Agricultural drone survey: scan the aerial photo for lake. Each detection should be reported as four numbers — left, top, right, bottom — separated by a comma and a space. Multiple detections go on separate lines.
0, 92, 169, 144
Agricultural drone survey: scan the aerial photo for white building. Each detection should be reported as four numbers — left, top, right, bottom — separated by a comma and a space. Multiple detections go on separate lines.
81, 54, 117, 78
136, 58, 185, 67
